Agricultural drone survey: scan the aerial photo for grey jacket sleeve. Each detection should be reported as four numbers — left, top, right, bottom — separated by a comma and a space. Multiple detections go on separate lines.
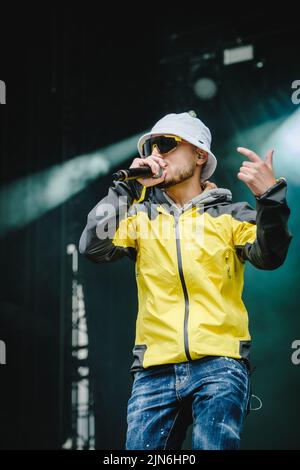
79, 179, 144, 263
233, 182, 293, 270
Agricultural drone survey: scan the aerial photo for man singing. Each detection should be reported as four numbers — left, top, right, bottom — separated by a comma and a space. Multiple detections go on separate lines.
79, 111, 292, 450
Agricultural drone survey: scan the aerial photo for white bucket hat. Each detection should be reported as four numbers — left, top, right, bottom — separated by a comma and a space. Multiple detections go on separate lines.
137, 111, 217, 181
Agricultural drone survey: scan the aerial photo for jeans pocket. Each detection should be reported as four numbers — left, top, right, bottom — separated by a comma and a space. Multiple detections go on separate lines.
224, 356, 249, 376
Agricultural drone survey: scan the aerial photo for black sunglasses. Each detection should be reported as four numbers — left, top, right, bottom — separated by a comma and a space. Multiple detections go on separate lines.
141, 135, 184, 157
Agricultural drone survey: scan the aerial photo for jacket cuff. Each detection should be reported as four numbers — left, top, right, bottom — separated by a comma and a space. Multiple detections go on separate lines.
255, 177, 287, 203
115, 179, 145, 203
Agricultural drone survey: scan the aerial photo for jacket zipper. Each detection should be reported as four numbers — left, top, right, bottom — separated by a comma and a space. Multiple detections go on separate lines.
174, 216, 192, 361
225, 250, 232, 279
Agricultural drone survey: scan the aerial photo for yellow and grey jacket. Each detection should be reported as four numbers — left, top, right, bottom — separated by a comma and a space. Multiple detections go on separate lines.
79, 179, 292, 373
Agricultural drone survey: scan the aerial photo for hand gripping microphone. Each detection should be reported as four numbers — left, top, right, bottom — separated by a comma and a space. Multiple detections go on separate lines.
112, 166, 163, 182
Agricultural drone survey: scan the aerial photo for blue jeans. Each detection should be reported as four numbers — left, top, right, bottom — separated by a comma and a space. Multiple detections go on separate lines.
125, 356, 251, 450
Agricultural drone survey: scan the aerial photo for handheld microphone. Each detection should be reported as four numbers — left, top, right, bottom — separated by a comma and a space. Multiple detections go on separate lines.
112, 166, 163, 182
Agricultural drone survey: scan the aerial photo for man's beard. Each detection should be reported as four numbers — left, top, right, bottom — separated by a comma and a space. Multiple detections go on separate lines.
156, 162, 196, 189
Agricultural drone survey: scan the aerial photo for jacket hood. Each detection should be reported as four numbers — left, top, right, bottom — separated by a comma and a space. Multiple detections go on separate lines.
152, 187, 232, 214
187, 187, 232, 206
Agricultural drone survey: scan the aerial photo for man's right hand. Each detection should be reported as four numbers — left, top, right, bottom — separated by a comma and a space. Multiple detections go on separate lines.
129, 155, 167, 187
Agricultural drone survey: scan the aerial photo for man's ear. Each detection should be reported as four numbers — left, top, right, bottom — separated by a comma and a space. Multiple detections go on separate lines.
196, 150, 208, 165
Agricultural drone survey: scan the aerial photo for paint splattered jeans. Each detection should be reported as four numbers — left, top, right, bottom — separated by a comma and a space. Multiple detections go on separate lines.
125, 356, 251, 450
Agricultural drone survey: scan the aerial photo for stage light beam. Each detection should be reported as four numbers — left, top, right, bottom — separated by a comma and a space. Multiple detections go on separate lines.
0, 132, 144, 236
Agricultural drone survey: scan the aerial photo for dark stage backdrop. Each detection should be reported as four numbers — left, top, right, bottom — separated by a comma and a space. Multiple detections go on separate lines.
0, 8, 299, 449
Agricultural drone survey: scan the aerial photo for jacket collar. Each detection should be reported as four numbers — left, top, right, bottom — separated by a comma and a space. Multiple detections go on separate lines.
151, 187, 232, 214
